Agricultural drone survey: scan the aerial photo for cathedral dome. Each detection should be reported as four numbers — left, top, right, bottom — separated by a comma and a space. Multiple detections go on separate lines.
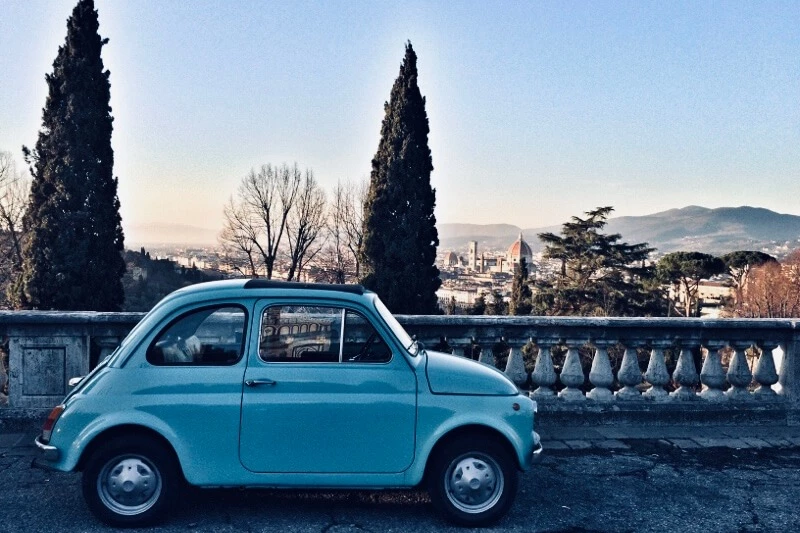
444, 251, 459, 266
507, 233, 533, 264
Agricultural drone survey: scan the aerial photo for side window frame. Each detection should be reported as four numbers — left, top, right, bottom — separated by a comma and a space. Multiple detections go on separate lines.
146, 303, 249, 367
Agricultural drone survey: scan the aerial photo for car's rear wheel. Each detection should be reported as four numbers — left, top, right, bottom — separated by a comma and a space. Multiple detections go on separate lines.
82, 435, 180, 527
427, 435, 518, 527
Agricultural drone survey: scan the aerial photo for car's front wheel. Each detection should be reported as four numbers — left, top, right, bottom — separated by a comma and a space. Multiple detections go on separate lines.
81, 435, 180, 527
427, 436, 518, 527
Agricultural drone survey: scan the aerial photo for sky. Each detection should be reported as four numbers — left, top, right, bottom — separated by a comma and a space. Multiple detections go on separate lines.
1, 0, 799, 244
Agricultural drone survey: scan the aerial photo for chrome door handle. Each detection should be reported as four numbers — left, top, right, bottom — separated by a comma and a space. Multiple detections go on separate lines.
245, 379, 277, 387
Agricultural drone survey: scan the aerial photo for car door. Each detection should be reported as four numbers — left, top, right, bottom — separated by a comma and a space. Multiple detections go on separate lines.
239, 299, 417, 474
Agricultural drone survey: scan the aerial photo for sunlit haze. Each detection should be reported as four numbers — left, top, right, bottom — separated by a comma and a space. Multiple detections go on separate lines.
1, 1, 799, 245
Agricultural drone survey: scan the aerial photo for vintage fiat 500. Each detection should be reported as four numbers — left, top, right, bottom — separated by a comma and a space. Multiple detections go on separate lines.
34, 280, 541, 527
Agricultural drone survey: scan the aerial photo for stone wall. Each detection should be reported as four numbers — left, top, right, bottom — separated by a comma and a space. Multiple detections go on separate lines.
1, 312, 797, 428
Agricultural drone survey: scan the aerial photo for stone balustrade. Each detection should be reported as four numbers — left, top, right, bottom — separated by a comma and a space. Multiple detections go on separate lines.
1, 312, 798, 427
401, 315, 800, 426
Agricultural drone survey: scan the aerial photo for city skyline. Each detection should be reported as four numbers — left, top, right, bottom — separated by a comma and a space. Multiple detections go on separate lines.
2, 1, 799, 245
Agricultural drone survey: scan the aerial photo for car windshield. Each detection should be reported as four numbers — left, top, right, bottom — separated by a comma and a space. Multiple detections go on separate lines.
373, 295, 418, 356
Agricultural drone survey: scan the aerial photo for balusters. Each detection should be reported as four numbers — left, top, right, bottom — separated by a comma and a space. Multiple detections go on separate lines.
726, 342, 753, 400
503, 338, 529, 387
477, 339, 496, 367
643, 342, 671, 401
558, 340, 586, 401
530, 340, 557, 399
699, 341, 727, 401
447, 338, 474, 360
615, 343, 643, 401
753, 341, 779, 397
671, 344, 700, 400
587, 341, 614, 402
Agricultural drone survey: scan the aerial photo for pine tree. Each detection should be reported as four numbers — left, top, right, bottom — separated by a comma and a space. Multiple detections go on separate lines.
13, 0, 125, 310
360, 42, 440, 314
509, 257, 533, 315
535, 207, 666, 316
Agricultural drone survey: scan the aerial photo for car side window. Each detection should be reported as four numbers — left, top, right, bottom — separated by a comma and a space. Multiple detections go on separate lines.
147, 306, 246, 366
260, 305, 391, 363
260, 306, 343, 363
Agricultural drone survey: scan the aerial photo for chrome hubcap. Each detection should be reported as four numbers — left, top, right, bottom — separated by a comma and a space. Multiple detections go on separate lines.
445, 453, 504, 514
98, 455, 162, 515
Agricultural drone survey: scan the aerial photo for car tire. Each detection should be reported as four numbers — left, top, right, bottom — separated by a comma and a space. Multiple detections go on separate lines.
427, 435, 518, 527
81, 434, 180, 527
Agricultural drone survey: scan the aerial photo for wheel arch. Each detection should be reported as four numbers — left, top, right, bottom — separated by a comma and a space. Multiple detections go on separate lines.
422, 424, 520, 484
76, 424, 183, 479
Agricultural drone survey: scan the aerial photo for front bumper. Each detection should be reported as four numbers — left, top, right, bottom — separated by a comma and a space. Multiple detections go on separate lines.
34, 435, 60, 462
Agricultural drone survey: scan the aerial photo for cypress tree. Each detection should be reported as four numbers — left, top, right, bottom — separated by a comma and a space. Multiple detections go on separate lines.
509, 257, 533, 315
360, 42, 440, 314
14, 0, 125, 310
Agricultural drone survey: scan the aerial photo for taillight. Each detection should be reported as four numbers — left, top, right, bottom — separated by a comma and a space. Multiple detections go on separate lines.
41, 405, 65, 443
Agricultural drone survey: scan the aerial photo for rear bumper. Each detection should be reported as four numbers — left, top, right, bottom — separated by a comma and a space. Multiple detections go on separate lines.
531, 430, 543, 464
33, 435, 60, 463
531, 442, 543, 463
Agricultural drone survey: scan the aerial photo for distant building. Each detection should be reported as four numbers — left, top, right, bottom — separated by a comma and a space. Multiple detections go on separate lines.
443, 251, 460, 267
468, 241, 478, 270
506, 233, 533, 267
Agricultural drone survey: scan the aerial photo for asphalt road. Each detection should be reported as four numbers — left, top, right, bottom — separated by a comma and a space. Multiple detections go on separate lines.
1, 439, 799, 532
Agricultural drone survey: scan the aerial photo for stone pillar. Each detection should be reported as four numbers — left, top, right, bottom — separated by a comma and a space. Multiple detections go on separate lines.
477, 339, 496, 368
643, 341, 671, 401
558, 340, 586, 401
530, 340, 557, 399
778, 327, 800, 425
615, 343, 643, 401
504, 340, 528, 387
448, 338, 474, 361
670, 344, 699, 400
699, 341, 727, 402
587, 341, 614, 402
92, 336, 122, 369
726, 342, 753, 400
753, 341, 779, 398
0, 336, 8, 406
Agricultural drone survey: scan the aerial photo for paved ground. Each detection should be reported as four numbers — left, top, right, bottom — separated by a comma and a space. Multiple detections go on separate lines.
540, 424, 800, 451
2, 427, 800, 532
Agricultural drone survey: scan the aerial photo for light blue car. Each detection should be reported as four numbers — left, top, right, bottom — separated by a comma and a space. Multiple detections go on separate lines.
34, 280, 541, 527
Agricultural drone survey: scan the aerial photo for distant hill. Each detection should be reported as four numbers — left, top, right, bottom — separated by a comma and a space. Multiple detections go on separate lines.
440, 206, 800, 256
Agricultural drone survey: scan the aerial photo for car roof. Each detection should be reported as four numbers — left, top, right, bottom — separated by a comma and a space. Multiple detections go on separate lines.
167, 279, 369, 300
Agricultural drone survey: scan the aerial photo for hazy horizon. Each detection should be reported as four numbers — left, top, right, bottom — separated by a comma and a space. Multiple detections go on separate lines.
2, 1, 799, 242
124, 203, 800, 248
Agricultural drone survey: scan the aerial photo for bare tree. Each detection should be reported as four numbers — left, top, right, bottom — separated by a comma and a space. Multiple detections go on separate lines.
219, 197, 260, 277
735, 251, 800, 318
322, 181, 353, 283
340, 179, 366, 279
286, 170, 326, 281
218, 163, 301, 279
0, 152, 29, 306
